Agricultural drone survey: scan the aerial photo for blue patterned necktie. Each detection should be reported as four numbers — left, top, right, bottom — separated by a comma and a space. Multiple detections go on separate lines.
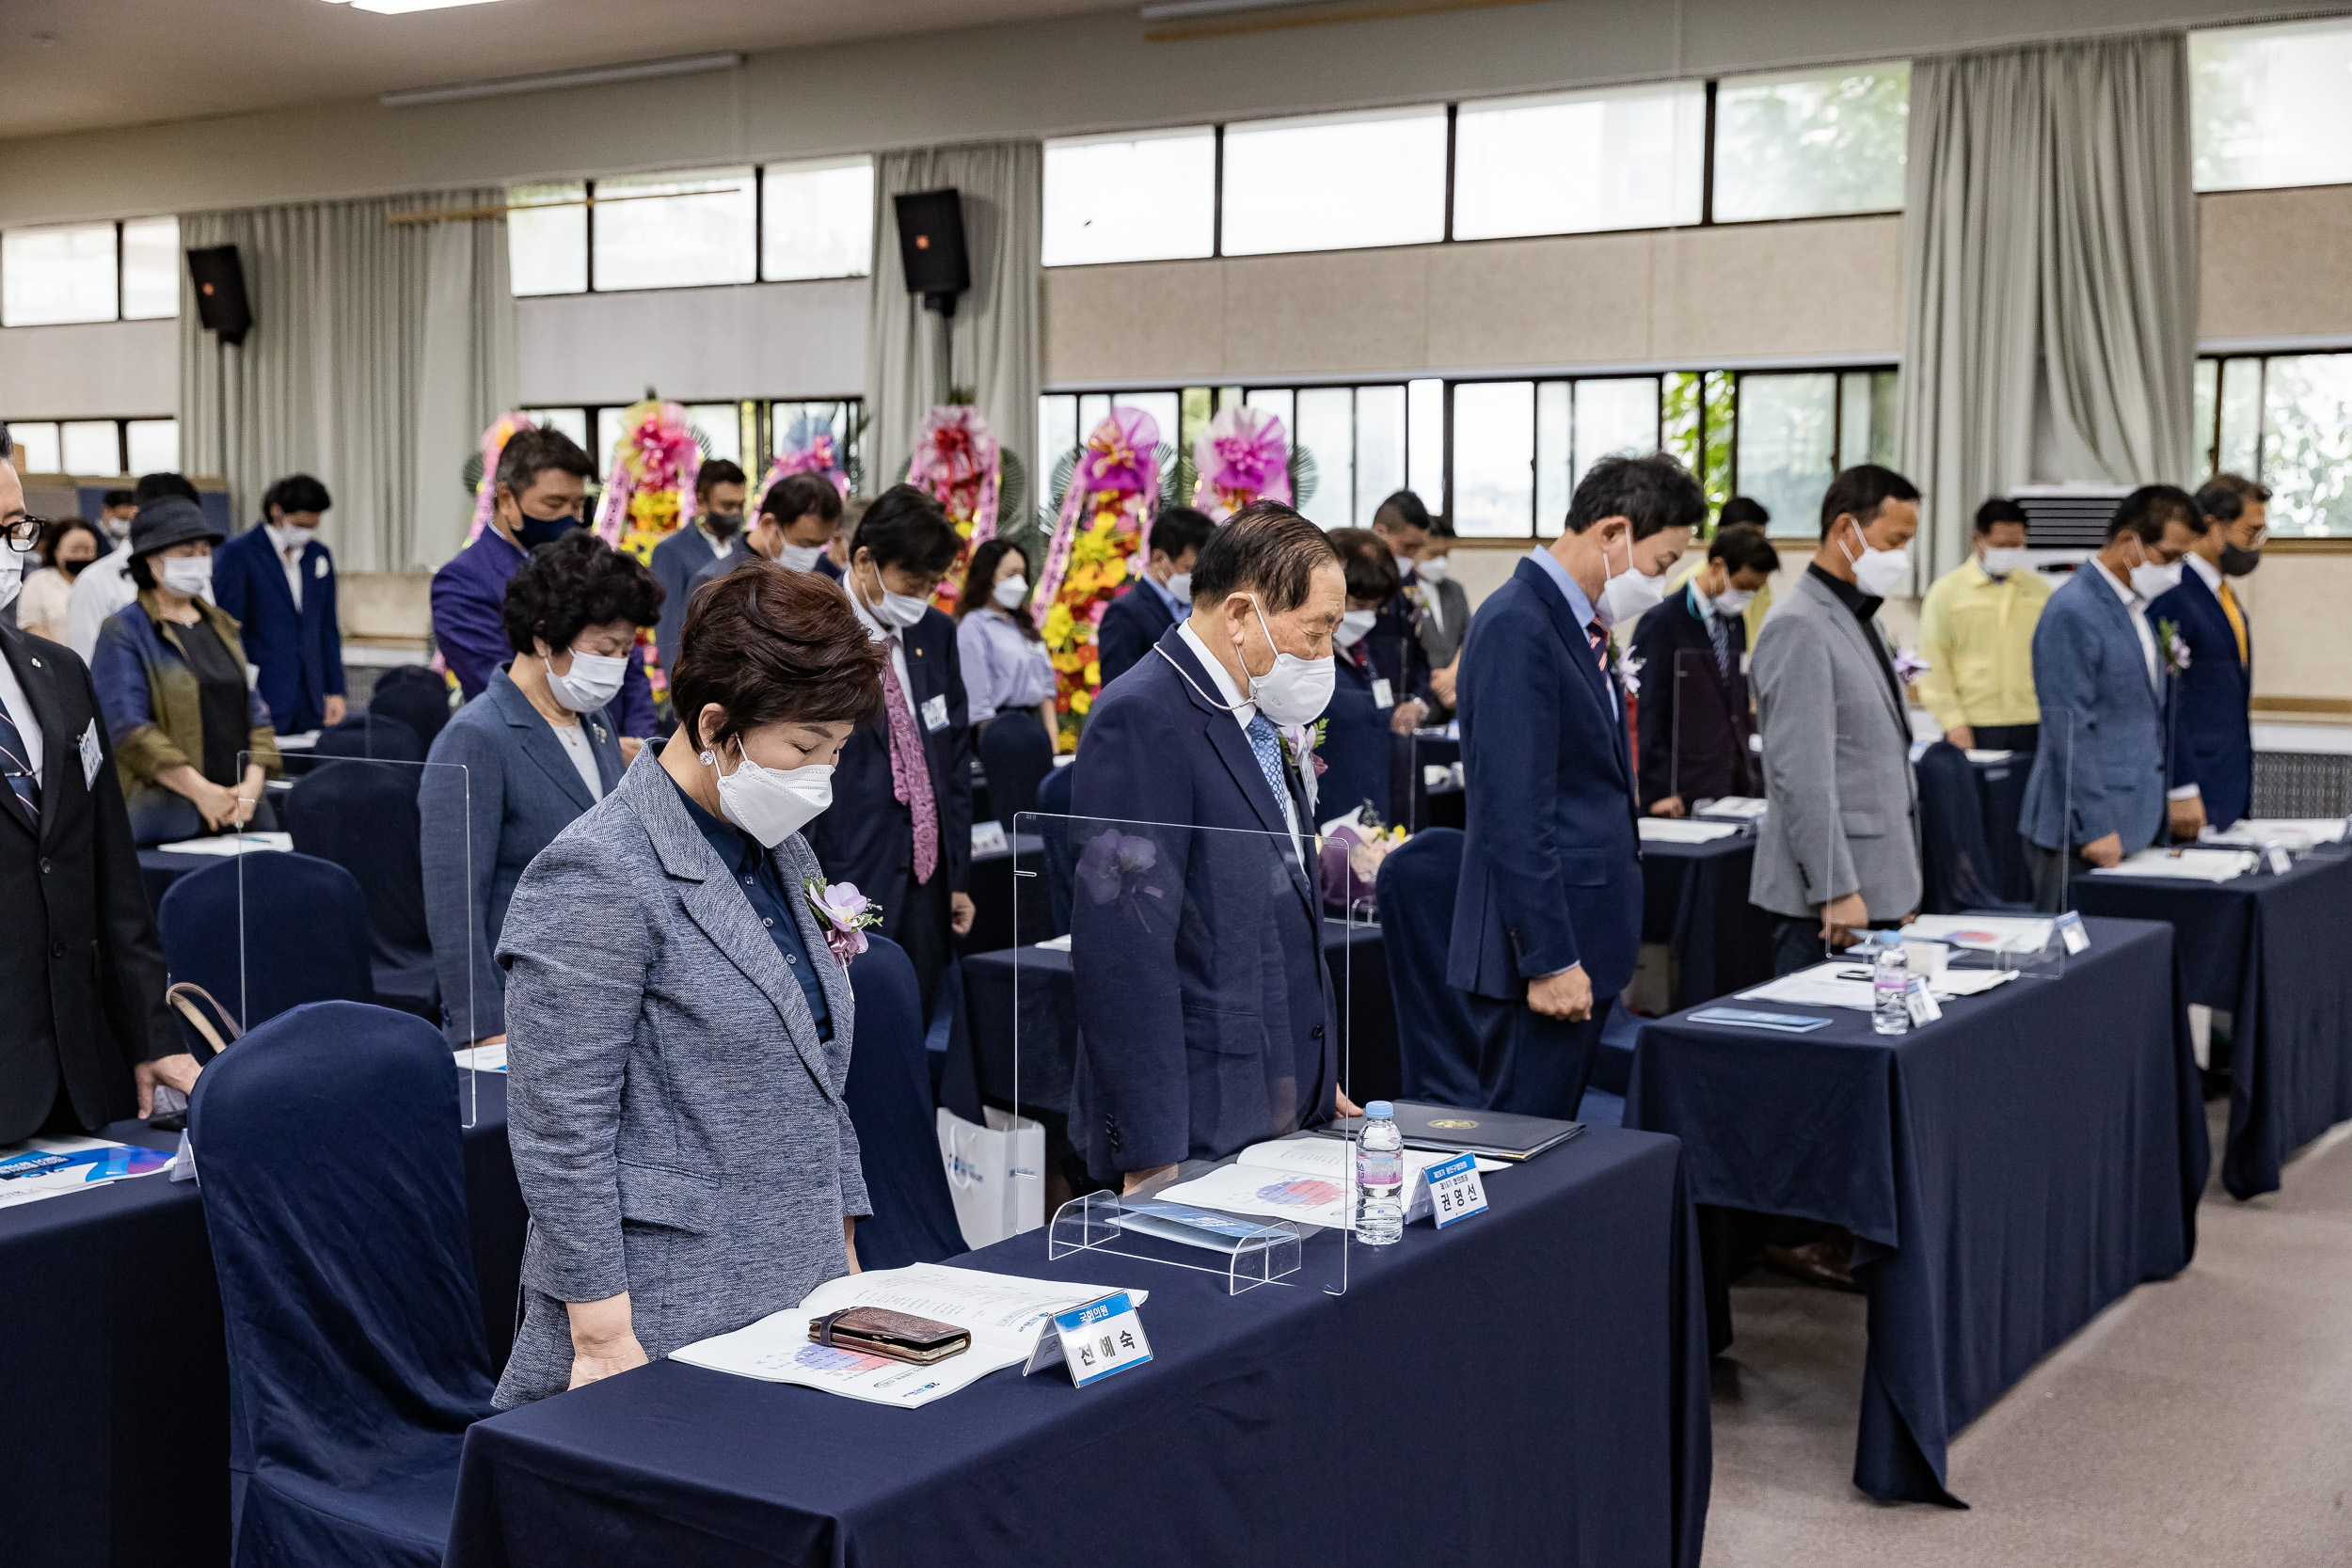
0, 699, 40, 823
1244, 714, 1290, 815
1708, 613, 1731, 680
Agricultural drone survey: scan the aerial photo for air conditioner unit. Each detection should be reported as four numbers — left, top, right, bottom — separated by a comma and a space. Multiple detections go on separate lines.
2011, 483, 2132, 571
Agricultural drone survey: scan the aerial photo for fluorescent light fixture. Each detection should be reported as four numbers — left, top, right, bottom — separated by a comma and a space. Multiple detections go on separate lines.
323, 0, 510, 14
379, 51, 746, 107
1138, 0, 1300, 18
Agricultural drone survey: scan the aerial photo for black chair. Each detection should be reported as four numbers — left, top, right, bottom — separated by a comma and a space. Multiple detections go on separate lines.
1034, 763, 1077, 937
157, 852, 376, 1032
844, 936, 965, 1269
1371, 828, 1486, 1106
977, 711, 1056, 834
190, 1002, 496, 1566
282, 761, 437, 1021
369, 664, 455, 755
310, 710, 422, 766
1915, 740, 2031, 914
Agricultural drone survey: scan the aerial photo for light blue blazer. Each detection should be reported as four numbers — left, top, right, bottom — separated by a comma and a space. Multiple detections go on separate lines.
419, 666, 624, 1046
2019, 565, 2170, 856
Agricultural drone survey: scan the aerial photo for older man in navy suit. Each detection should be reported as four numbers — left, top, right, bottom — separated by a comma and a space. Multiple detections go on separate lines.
2021, 485, 2204, 911
1450, 453, 1701, 1119
210, 473, 346, 734
1070, 501, 1351, 1189
1095, 504, 1214, 689
2145, 476, 2265, 836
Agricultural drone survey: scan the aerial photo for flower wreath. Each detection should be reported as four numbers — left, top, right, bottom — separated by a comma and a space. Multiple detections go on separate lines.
1192, 404, 1293, 520
905, 404, 1001, 612
1036, 407, 1161, 745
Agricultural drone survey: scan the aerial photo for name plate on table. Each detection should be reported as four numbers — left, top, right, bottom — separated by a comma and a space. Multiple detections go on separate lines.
2055, 911, 2090, 954
1025, 1291, 1152, 1387
2264, 844, 2294, 876
1423, 1151, 1488, 1228
1904, 978, 1943, 1027
972, 820, 1009, 856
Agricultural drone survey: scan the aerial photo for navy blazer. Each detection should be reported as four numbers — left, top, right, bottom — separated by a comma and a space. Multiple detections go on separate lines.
418, 667, 625, 1046
2020, 567, 2170, 856
1630, 585, 1755, 808
1095, 579, 1177, 691
1317, 645, 1394, 828
1366, 586, 1435, 708
429, 528, 657, 736
803, 607, 974, 911
1449, 556, 1642, 1001
1068, 626, 1335, 1178
211, 522, 343, 734
2146, 567, 2252, 830
649, 527, 736, 676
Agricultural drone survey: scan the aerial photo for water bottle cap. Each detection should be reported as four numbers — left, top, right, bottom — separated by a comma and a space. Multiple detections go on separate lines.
1364, 1101, 1394, 1119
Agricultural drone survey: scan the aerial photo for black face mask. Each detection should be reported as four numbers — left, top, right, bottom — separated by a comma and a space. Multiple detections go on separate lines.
2219, 543, 2262, 578
704, 512, 743, 540
58, 557, 89, 578
515, 509, 581, 550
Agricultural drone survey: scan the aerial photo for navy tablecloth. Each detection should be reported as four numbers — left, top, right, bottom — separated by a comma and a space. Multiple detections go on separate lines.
1639, 835, 1774, 1009
137, 846, 218, 910
445, 1125, 1711, 1568
1626, 915, 2204, 1505
957, 832, 1048, 957
1, 1073, 526, 1568
2070, 848, 2352, 1198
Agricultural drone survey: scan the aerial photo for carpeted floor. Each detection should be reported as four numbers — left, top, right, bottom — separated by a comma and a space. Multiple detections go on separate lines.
1701, 1104, 2352, 1566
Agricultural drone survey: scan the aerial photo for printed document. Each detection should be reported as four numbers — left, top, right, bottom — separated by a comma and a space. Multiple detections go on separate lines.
2090, 847, 2258, 883
1739, 962, 2018, 1011
1154, 1138, 1501, 1230
0, 1136, 176, 1211
1637, 817, 1741, 844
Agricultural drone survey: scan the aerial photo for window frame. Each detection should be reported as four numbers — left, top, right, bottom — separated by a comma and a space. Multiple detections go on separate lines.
522, 398, 866, 488
0, 414, 178, 476
2196, 347, 2352, 537
0, 216, 183, 328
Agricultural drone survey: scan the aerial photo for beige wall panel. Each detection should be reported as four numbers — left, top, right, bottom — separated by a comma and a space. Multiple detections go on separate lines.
1650, 216, 1904, 362
2197, 185, 2352, 344
1425, 232, 1657, 370
340, 572, 434, 640
1218, 250, 1432, 378
1041, 262, 1229, 385
0, 319, 177, 420
2243, 553, 2352, 705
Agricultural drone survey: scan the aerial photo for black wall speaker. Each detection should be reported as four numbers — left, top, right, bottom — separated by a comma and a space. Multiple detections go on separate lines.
893, 189, 969, 316
186, 245, 252, 346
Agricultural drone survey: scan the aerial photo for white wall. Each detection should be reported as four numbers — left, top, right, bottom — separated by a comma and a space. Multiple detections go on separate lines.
0, 318, 176, 420
516, 277, 866, 406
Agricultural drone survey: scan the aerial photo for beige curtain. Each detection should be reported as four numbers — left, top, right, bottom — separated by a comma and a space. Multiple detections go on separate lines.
1896, 35, 2200, 579
866, 142, 1041, 518
178, 190, 517, 574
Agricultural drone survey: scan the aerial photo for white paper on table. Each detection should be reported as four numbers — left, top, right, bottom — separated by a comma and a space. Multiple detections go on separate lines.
2203, 817, 2348, 849
2090, 847, 2257, 882
1738, 961, 2020, 1011
670, 1263, 1151, 1408
1903, 914, 2056, 954
1637, 817, 1741, 844
452, 1045, 508, 1072
1034, 934, 1073, 953
276, 731, 322, 752
1963, 749, 2016, 764
1694, 797, 1769, 820
0, 1135, 178, 1211
153, 832, 294, 857
1153, 1138, 1502, 1230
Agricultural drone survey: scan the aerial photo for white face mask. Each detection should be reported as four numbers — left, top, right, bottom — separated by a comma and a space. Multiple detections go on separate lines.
707, 741, 834, 847
1840, 524, 1910, 597
2130, 557, 2182, 600
776, 541, 826, 573
1240, 594, 1335, 726
1415, 555, 1450, 585
161, 556, 214, 601
1597, 533, 1669, 626
1714, 587, 1756, 617
992, 574, 1029, 610
1165, 570, 1193, 603
1979, 546, 2027, 578
543, 647, 628, 715
0, 547, 22, 611
1333, 609, 1375, 649
858, 564, 930, 629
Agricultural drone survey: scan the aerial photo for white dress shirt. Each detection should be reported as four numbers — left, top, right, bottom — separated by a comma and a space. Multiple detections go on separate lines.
848, 583, 914, 709
0, 642, 45, 782
264, 523, 310, 610
2092, 555, 2160, 690
67, 546, 137, 663
1174, 620, 1304, 861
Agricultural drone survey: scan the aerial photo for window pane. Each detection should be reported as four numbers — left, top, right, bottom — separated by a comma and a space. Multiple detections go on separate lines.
762, 157, 873, 281
121, 217, 181, 320
2193, 359, 2219, 474
2260, 353, 2352, 535
1454, 84, 1705, 239
525, 406, 590, 452
1038, 394, 1078, 507
1354, 384, 1405, 528
2217, 357, 2262, 477
61, 420, 120, 475
509, 184, 588, 296
1295, 388, 1353, 530
8, 422, 61, 473
1407, 379, 1445, 504
1734, 373, 1837, 533
1112, 391, 1182, 458
684, 403, 743, 470
1043, 129, 1216, 266
1535, 382, 1572, 538
2, 223, 119, 325
125, 419, 178, 475
1573, 377, 1661, 492
1452, 381, 1534, 538
1222, 107, 1447, 256
594, 167, 755, 292
1714, 63, 1910, 222
596, 409, 627, 473
2191, 19, 2352, 192
1243, 388, 1294, 432
1077, 393, 1112, 439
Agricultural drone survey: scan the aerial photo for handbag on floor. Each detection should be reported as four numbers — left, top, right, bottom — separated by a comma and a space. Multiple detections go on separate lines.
935, 1106, 1044, 1249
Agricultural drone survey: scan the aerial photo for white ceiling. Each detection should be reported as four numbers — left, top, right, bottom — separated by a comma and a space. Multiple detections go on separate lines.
1, 0, 1122, 141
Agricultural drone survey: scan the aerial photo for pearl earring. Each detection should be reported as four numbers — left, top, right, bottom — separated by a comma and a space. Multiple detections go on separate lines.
699, 750, 715, 766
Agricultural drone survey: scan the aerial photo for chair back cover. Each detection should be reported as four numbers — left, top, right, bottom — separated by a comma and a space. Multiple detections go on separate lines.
159, 851, 376, 1030
977, 709, 1056, 833
190, 1001, 495, 1565
1374, 828, 1485, 1105
1034, 763, 1077, 936
1915, 739, 2030, 914
844, 936, 965, 1268
312, 710, 423, 766
283, 761, 437, 1016
369, 664, 454, 754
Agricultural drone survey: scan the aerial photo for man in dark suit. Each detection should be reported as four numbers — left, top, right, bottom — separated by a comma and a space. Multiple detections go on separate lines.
2147, 475, 2265, 836
0, 425, 192, 1143
210, 473, 346, 734
802, 484, 972, 1013
1096, 504, 1214, 689
679, 472, 845, 656
1367, 489, 1438, 714
647, 459, 745, 679
1070, 501, 1348, 1189
1633, 522, 1777, 815
1451, 453, 1701, 1119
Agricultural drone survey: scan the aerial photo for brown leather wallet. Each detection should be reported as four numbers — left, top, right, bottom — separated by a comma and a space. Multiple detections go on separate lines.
807, 1307, 971, 1365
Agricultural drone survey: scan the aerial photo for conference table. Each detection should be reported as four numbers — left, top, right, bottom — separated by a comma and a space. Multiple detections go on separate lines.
959, 832, 1049, 958
3, 1075, 526, 1568
1638, 832, 1774, 1010
1626, 914, 2205, 1506
2070, 847, 2352, 1198
445, 1123, 1713, 1568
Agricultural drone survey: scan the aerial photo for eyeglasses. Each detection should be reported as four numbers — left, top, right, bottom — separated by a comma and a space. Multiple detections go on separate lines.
1, 516, 43, 555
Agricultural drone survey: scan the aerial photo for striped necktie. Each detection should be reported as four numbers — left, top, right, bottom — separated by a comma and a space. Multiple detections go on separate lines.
0, 700, 40, 824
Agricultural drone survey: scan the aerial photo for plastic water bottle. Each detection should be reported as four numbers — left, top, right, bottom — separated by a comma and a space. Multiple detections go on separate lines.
1872, 943, 1911, 1036
1354, 1101, 1405, 1245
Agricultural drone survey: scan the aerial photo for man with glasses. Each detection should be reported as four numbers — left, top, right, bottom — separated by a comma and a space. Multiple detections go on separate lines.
2145, 475, 2268, 837
0, 423, 194, 1145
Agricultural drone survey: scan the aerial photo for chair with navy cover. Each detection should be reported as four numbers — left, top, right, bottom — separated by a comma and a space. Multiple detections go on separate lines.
369, 664, 455, 755
1373, 828, 1485, 1107
283, 761, 437, 1021
1915, 740, 2031, 915
190, 1001, 496, 1567
158, 851, 376, 1033
1033, 762, 1077, 937
844, 935, 965, 1269
977, 712, 1056, 835
311, 710, 424, 766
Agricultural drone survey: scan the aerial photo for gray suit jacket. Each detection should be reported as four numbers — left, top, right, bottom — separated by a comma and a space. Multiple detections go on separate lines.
491, 749, 867, 1409
1748, 569, 1922, 922
418, 667, 624, 1047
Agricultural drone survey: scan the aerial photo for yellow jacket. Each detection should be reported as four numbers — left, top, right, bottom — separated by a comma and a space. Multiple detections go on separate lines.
1915, 557, 2052, 732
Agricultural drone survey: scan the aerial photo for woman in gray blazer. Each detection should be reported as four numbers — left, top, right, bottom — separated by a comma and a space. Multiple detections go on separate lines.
494, 562, 888, 1407
419, 533, 657, 1048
